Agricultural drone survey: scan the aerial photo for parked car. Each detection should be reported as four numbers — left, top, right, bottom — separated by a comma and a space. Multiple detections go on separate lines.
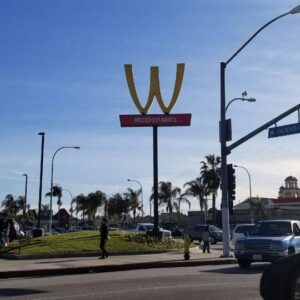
234, 219, 300, 269
184, 224, 223, 244
260, 252, 300, 300
133, 223, 172, 238
231, 224, 255, 247
108, 224, 120, 231
160, 221, 182, 237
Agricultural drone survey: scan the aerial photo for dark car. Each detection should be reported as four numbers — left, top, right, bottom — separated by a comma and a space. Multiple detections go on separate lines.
160, 221, 182, 237
260, 252, 300, 300
185, 224, 223, 244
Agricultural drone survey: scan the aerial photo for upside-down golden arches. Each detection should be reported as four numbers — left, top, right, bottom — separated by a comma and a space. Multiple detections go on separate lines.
124, 63, 185, 114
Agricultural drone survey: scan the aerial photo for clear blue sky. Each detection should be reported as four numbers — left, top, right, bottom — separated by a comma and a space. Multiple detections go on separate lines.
1, 0, 300, 215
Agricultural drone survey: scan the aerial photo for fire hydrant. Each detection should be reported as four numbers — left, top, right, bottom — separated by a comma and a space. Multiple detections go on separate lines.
183, 234, 193, 260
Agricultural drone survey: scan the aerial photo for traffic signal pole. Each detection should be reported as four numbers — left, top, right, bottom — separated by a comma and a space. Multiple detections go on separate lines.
227, 164, 236, 215
227, 104, 300, 154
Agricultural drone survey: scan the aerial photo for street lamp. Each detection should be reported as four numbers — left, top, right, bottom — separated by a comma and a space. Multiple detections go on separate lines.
37, 132, 45, 228
22, 174, 28, 217
225, 91, 256, 113
220, 5, 300, 257
49, 146, 80, 234
234, 165, 253, 223
127, 178, 144, 218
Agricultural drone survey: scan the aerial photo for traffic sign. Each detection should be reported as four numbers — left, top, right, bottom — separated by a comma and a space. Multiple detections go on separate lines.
268, 122, 300, 138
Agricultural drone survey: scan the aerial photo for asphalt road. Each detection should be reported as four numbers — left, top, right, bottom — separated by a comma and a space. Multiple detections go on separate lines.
0, 263, 269, 300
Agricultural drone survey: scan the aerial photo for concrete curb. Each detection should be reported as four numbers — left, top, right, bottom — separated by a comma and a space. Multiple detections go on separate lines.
0, 250, 181, 260
0, 258, 237, 279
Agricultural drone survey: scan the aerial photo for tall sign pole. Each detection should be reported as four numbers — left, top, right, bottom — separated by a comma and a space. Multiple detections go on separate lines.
153, 126, 159, 233
120, 64, 191, 236
37, 132, 45, 228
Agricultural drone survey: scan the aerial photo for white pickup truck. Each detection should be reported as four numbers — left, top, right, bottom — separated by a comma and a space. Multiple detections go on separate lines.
235, 219, 300, 269
133, 223, 172, 238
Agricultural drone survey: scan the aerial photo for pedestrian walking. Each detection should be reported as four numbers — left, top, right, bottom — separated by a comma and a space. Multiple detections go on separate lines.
99, 217, 109, 259
202, 225, 210, 253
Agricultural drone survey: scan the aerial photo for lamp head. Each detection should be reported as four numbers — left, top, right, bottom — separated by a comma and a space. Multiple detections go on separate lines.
127, 179, 131, 182
247, 98, 256, 102
74, 146, 80, 150
38, 132, 45, 136
290, 5, 300, 14
22, 173, 27, 177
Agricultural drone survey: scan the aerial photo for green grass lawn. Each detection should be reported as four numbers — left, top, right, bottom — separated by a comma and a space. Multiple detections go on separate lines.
0, 230, 184, 256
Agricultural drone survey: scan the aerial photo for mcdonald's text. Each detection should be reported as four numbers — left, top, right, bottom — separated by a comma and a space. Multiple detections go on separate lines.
119, 114, 191, 127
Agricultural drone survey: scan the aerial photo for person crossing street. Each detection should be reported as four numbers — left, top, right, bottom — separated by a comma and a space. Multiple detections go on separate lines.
99, 217, 109, 259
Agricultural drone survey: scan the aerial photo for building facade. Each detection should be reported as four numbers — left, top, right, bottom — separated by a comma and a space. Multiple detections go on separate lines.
232, 176, 300, 224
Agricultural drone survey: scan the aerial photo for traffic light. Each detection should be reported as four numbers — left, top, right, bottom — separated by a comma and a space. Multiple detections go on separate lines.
227, 164, 236, 215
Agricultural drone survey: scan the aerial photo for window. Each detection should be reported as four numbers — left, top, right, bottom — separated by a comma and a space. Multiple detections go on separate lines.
253, 222, 292, 236
293, 223, 300, 235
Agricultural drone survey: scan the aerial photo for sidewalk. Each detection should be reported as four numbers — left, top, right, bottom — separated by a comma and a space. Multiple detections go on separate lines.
0, 246, 236, 279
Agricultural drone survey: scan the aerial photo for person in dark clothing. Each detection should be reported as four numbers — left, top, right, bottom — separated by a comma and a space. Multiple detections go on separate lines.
99, 217, 109, 259
202, 225, 210, 253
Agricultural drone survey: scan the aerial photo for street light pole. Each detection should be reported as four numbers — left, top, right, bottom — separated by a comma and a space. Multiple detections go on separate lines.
234, 165, 253, 222
22, 173, 28, 217
220, 5, 300, 257
37, 132, 45, 228
127, 178, 144, 218
225, 92, 256, 113
49, 146, 80, 234
62, 188, 73, 227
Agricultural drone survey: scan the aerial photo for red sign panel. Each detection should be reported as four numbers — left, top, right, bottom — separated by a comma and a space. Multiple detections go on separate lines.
120, 114, 192, 127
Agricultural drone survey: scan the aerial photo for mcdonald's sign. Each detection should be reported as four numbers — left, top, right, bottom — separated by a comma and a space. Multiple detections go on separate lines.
120, 64, 192, 127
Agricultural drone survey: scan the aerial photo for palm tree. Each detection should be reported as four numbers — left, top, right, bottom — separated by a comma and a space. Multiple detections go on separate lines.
74, 194, 88, 222
86, 190, 106, 222
40, 204, 51, 217
156, 181, 181, 221
1, 194, 19, 217
249, 196, 267, 221
15, 196, 30, 223
107, 193, 129, 226
200, 154, 221, 223
174, 194, 191, 225
46, 185, 63, 213
183, 177, 209, 222
124, 188, 142, 224
46, 185, 63, 225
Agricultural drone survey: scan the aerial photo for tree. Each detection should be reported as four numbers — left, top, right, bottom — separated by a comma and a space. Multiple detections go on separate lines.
86, 190, 106, 222
124, 188, 142, 224
46, 185, 63, 225
249, 196, 267, 221
46, 185, 63, 213
200, 154, 221, 223
155, 181, 181, 221
15, 196, 30, 224
183, 177, 209, 214
174, 194, 191, 225
40, 204, 51, 217
73, 194, 88, 222
107, 193, 129, 224
1, 194, 20, 217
